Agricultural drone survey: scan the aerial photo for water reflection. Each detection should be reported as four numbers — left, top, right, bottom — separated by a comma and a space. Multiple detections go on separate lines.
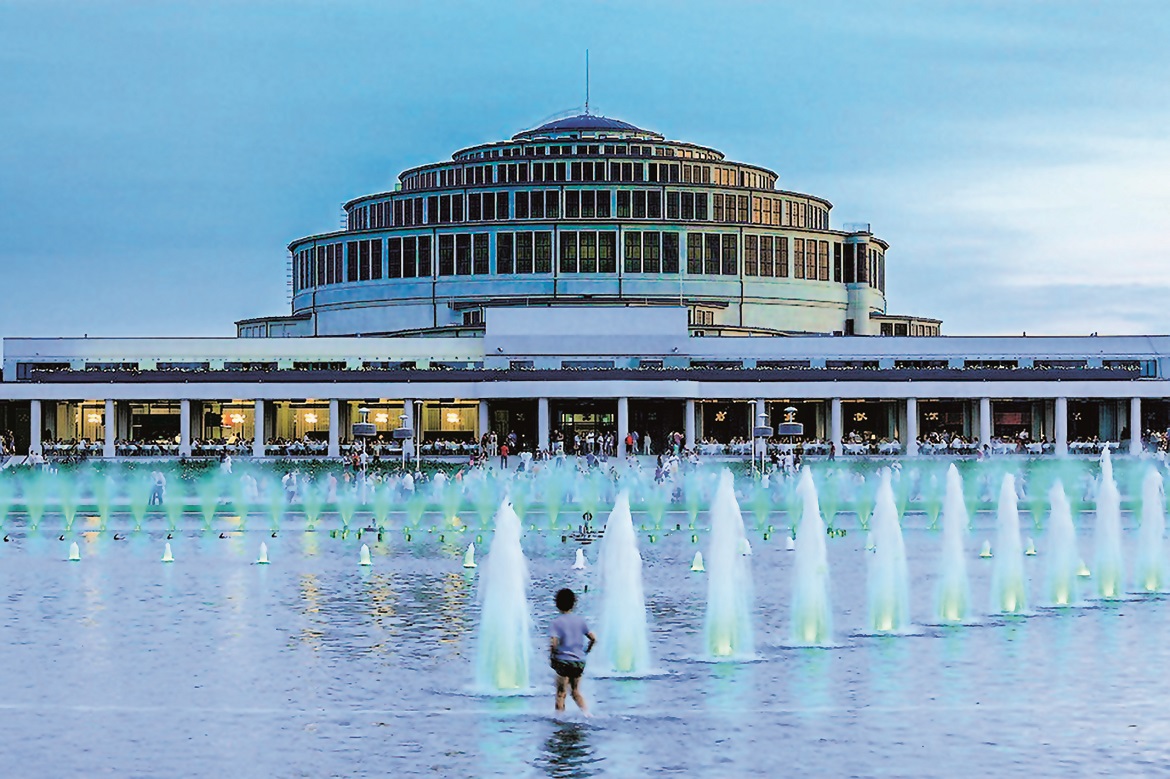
788, 648, 833, 717
536, 721, 600, 779
298, 572, 325, 650
705, 661, 757, 712
439, 571, 469, 645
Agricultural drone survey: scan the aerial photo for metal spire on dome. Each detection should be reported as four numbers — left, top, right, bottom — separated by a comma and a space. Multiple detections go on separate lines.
584, 49, 590, 116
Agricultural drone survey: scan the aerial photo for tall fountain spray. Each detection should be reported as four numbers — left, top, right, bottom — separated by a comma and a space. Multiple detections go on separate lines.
936, 464, 970, 623
1135, 468, 1166, 593
1094, 448, 1125, 599
594, 491, 652, 674
990, 473, 1028, 614
703, 470, 754, 659
474, 498, 533, 691
1045, 481, 1082, 606
790, 468, 833, 645
868, 470, 911, 632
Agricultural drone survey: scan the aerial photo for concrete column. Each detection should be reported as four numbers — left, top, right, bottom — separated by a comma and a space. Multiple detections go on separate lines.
685, 399, 696, 449
1131, 396, 1142, 455
403, 399, 416, 461
754, 398, 767, 458
830, 397, 843, 455
29, 399, 42, 455
337, 402, 351, 448
179, 399, 192, 458
905, 397, 918, 456
1054, 396, 1068, 457
403, 399, 416, 431
538, 397, 550, 452
328, 399, 340, 458
253, 399, 265, 458
979, 397, 992, 449
104, 399, 116, 458
617, 397, 630, 458
478, 400, 489, 441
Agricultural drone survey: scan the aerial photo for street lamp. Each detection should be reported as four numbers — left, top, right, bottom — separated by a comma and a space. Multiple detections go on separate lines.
394, 412, 413, 469
776, 405, 805, 467
352, 406, 376, 457
753, 409, 774, 477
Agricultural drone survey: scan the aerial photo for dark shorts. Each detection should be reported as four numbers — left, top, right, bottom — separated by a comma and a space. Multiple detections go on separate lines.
551, 659, 586, 679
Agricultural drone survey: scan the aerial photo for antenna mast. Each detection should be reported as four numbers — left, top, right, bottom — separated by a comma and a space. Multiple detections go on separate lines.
585, 49, 590, 115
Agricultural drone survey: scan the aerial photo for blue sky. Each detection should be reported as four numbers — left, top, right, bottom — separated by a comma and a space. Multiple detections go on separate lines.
2, 1, 1168, 338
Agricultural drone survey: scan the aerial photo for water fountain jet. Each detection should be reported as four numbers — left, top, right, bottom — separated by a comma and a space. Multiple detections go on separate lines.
936, 464, 971, 623
474, 498, 532, 691
990, 474, 1027, 614
704, 470, 754, 659
790, 468, 833, 645
867, 470, 910, 632
1093, 448, 1124, 599
1045, 481, 1082, 606
1134, 468, 1166, 593
594, 492, 652, 675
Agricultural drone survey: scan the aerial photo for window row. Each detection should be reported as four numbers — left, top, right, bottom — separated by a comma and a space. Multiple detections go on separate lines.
842, 244, 887, 293
402, 154, 759, 191
360, 189, 826, 228
292, 233, 886, 290
622, 231, 681, 274
743, 236, 832, 281
685, 234, 740, 276
751, 196, 828, 230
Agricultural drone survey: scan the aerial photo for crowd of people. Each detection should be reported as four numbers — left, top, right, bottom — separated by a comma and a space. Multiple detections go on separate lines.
15, 423, 1170, 474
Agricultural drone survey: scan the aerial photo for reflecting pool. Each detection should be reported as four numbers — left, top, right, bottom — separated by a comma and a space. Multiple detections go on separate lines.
0, 458, 1168, 776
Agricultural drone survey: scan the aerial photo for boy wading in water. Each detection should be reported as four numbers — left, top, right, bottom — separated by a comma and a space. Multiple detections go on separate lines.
549, 588, 596, 715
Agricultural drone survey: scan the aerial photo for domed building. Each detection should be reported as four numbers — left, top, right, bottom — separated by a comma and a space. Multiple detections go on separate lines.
241, 112, 940, 338
11, 110, 1162, 465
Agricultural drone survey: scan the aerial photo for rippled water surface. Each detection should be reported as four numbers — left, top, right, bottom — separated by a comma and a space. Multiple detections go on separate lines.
1, 509, 1169, 778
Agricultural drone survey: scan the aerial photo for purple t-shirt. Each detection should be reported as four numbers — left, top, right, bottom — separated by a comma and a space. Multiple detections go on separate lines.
550, 613, 590, 662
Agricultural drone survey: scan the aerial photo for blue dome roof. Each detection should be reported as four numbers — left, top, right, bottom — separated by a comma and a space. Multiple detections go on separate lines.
513, 114, 660, 140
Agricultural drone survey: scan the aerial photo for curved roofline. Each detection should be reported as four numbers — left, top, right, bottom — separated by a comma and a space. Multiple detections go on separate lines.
511, 113, 663, 141
444, 137, 728, 168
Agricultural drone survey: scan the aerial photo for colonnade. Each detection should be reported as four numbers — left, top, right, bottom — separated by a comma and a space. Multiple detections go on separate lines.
20, 394, 1151, 459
